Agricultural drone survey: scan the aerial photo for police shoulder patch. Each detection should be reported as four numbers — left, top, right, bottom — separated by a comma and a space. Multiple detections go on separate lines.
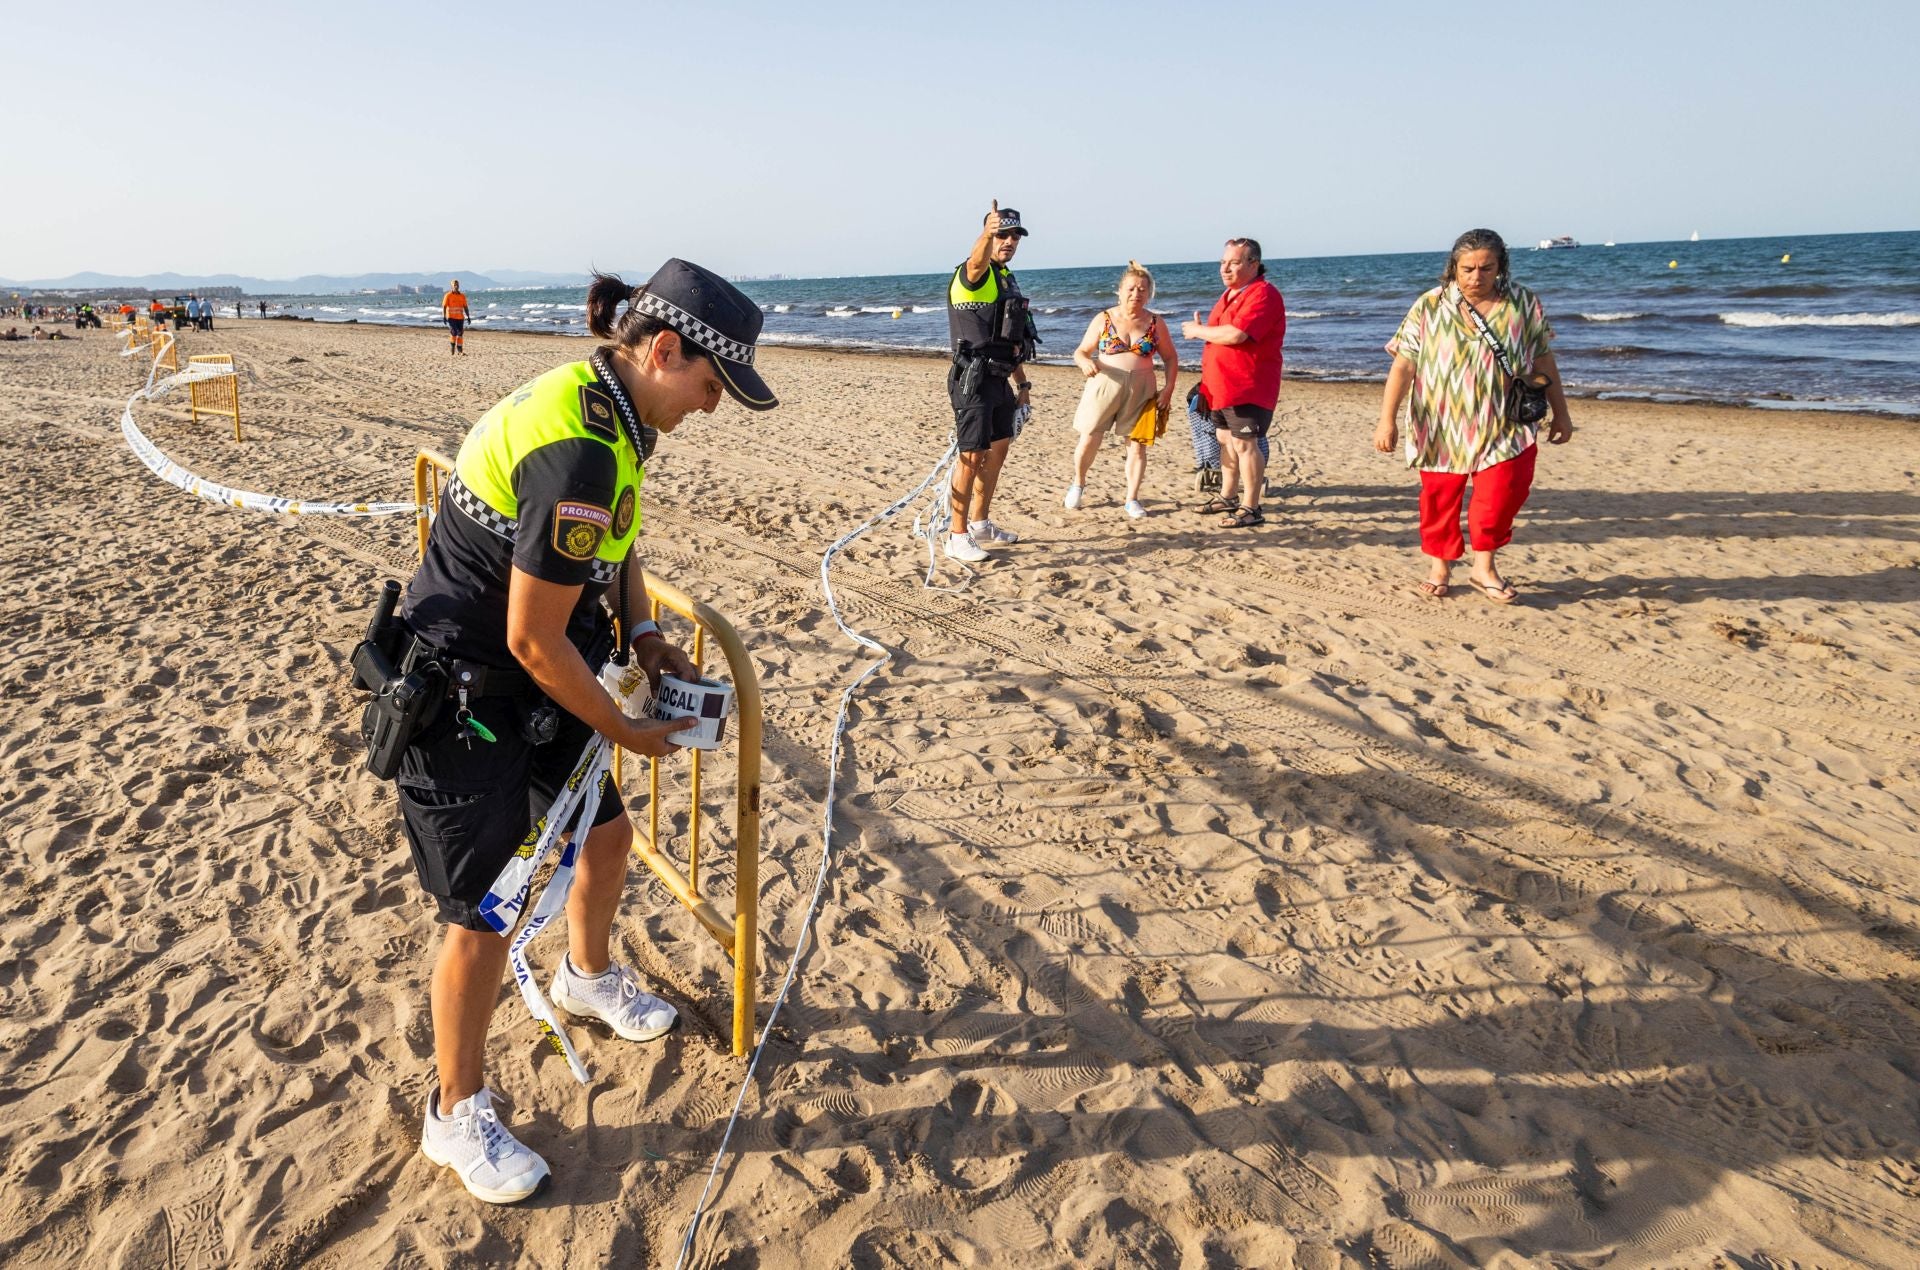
578, 384, 618, 440
552, 500, 612, 561
612, 486, 636, 538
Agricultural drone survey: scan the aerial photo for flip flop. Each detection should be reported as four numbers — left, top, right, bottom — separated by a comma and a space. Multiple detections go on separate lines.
1469, 577, 1518, 604
1417, 580, 1451, 600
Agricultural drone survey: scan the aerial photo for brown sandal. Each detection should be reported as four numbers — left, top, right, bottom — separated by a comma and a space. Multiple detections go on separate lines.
1195, 495, 1236, 514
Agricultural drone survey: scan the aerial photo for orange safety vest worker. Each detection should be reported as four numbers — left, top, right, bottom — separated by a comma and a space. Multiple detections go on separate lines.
441, 290, 470, 321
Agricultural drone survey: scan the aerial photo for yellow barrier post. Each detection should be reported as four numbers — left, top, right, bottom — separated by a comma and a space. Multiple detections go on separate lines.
187, 354, 242, 441
413, 450, 762, 1055
155, 334, 179, 375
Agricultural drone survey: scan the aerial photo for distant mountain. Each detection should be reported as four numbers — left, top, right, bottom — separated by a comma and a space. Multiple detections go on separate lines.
0, 269, 589, 294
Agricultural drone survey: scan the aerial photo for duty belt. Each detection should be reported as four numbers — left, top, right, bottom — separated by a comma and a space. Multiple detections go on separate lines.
401, 637, 534, 699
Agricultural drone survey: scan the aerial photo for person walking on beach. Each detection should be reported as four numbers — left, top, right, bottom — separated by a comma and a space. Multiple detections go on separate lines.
1374, 228, 1573, 603
376, 258, 778, 1203
442, 279, 471, 355
943, 200, 1037, 562
1183, 238, 1286, 528
1064, 262, 1178, 518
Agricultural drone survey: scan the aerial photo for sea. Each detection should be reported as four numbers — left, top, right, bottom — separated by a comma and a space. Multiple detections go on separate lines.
258, 230, 1920, 416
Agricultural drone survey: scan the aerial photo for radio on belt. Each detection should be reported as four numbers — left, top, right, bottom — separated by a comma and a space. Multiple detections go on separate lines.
650, 674, 735, 750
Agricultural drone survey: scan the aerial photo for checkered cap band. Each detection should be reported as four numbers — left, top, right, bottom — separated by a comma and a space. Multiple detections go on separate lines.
446, 474, 516, 540
633, 292, 755, 365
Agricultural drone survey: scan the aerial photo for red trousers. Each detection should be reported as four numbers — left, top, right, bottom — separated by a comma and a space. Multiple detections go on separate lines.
1419, 444, 1537, 559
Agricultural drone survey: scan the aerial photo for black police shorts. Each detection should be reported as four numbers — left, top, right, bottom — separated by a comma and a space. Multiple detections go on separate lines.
1210, 404, 1273, 440
395, 694, 626, 931
948, 364, 1017, 454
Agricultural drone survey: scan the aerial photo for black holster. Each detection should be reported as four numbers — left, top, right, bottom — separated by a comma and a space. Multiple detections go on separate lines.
349, 581, 447, 780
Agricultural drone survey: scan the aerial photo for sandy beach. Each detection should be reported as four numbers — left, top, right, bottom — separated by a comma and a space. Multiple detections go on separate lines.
2, 318, 1918, 1267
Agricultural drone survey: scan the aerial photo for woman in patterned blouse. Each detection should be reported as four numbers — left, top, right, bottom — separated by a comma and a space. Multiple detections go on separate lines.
1374, 229, 1573, 602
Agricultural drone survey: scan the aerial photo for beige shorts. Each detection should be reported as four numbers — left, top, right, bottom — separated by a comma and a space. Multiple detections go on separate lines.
1072, 362, 1159, 440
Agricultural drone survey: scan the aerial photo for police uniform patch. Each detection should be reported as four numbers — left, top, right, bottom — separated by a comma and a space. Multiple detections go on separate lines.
612, 486, 636, 538
579, 385, 618, 440
552, 500, 612, 560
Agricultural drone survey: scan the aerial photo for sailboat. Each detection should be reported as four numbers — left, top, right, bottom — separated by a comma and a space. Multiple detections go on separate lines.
1689, 230, 1700, 242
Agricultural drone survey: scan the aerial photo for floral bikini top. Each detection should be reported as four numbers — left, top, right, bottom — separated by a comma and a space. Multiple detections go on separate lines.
1098, 309, 1157, 356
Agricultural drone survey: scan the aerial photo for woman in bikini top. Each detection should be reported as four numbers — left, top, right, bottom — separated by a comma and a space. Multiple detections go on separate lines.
1064, 262, 1181, 519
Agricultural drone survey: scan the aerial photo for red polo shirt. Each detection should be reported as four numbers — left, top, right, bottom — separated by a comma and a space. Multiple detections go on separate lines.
1198, 278, 1286, 411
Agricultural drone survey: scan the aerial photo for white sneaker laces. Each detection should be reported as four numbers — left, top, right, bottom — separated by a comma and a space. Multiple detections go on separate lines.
469, 1104, 508, 1164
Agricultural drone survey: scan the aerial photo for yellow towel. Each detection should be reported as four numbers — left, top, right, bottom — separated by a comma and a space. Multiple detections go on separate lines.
1128, 400, 1158, 445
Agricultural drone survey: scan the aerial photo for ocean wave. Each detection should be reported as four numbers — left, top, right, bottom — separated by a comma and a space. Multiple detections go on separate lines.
1575, 312, 1646, 322
825, 306, 858, 317
1729, 284, 1840, 299
1720, 311, 1920, 328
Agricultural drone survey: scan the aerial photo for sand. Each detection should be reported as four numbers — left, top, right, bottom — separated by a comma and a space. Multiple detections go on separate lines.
2, 318, 1918, 1268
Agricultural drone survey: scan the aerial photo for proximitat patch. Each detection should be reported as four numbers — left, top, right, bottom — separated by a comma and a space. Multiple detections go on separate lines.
579, 384, 618, 439
552, 500, 612, 560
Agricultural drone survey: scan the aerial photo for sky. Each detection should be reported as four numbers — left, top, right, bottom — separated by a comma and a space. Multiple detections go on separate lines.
4, 0, 1915, 282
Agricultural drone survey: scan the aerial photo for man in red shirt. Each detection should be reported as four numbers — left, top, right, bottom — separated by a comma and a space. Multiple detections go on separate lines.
1183, 238, 1286, 527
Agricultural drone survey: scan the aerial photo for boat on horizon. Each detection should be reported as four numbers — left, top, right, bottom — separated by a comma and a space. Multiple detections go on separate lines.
1537, 236, 1580, 250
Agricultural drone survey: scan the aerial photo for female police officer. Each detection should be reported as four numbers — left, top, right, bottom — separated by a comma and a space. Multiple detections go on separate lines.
392, 258, 777, 1203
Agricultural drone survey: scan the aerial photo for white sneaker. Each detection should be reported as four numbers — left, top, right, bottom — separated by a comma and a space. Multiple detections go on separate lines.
549, 957, 678, 1041
943, 533, 989, 562
969, 519, 1019, 544
1124, 499, 1147, 519
421, 1087, 550, 1205
1063, 484, 1084, 510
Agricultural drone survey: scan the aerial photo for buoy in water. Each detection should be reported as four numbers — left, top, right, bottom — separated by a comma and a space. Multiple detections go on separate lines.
892, 308, 902, 319
1668, 260, 1678, 269
1781, 253, 1791, 264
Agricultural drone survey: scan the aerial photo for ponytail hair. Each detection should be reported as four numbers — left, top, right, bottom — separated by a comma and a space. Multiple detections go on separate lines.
586, 270, 693, 353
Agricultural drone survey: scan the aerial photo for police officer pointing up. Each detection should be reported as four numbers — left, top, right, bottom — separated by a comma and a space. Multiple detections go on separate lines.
390, 258, 778, 1203
943, 199, 1036, 562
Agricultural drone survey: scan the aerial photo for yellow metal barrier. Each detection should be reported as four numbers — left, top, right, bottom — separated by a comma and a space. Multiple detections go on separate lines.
188, 354, 242, 441
155, 334, 179, 375
414, 449, 762, 1055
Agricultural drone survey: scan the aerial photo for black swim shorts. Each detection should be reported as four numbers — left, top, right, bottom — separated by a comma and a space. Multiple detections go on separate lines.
395, 695, 626, 930
1209, 404, 1273, 440
948, 364, 1017, 454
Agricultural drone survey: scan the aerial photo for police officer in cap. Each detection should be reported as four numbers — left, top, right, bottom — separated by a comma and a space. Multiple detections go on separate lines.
393, 257, 778, 1203
943, 199, 1035, 562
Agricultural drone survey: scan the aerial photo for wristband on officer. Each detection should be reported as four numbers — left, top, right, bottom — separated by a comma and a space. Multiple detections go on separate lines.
628, 619, 664, 646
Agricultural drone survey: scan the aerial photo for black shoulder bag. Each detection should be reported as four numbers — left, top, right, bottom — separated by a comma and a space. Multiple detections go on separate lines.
1458, 292, 1551, 427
